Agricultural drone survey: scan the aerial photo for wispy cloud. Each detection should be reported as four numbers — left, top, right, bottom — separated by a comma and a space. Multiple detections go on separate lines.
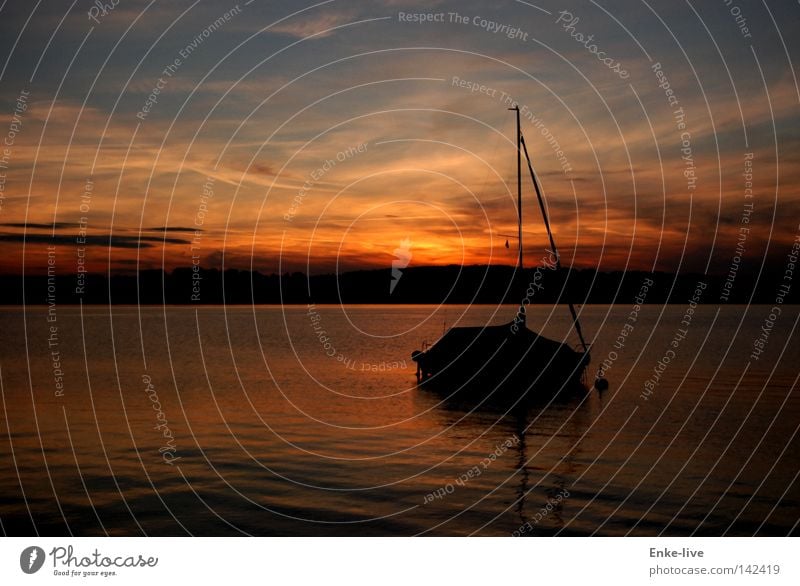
0, 233, 190, 248
267, 10, 360, 39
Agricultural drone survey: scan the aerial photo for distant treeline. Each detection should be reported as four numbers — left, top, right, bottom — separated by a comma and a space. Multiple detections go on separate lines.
0, 265, 795, 305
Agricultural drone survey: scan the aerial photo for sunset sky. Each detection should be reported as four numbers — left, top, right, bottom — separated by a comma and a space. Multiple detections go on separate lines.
0, 0, 798, 276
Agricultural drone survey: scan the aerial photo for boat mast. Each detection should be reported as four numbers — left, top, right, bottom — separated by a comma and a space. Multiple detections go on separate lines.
508, 105, 528, 327
519, 121, 589, 353
509, 105, 523, 273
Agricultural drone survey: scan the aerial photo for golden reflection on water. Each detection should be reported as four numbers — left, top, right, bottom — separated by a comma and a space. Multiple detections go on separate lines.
0, 305, 798, 535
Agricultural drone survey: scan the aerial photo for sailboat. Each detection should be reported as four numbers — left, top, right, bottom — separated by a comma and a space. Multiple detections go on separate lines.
411, 106, 591, 397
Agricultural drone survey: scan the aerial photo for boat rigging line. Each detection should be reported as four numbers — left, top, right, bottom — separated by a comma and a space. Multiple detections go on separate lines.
511, 105, 588, 353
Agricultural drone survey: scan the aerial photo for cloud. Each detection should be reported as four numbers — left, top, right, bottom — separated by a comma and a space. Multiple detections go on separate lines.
267, 10, 360, 39
0, 1, 798, 276
0, 233, 190, 248
0, 222, 80, 230
146, 226, 202, 233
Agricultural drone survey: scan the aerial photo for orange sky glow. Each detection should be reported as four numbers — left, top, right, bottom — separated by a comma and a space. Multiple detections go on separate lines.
0, 1, 798, 277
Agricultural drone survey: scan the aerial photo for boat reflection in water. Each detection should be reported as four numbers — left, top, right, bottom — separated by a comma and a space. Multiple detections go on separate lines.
420, 375, 600, 536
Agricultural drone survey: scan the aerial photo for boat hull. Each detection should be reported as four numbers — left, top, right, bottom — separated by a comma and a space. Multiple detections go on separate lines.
412, 322, 589, 399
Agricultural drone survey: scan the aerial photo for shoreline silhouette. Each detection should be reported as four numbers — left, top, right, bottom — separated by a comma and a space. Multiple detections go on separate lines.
0, 264, 794, 305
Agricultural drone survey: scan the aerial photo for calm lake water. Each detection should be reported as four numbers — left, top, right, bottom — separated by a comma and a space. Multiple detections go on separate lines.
0, 304, 798, 536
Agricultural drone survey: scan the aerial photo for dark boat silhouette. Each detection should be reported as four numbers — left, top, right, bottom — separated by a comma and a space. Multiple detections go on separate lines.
412, 106, 591, 397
